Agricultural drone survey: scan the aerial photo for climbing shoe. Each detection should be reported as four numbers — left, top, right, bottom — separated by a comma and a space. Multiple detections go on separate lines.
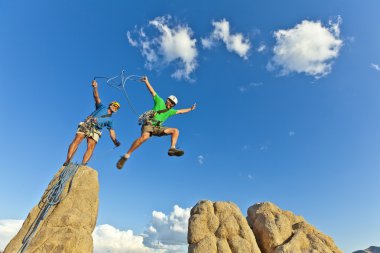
168, 148, 184, 157
116, 156, 128, 170
63, 161, 71, 166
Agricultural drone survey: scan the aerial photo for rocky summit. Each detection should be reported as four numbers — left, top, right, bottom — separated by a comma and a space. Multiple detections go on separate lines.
247, 202, 342, 253
189, 200, 343, 253
188, 200, 261, 253
4, 165, 99, 253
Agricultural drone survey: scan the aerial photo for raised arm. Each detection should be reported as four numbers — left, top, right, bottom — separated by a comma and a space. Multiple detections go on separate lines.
176, 103, 197, 114
141, 76, 156, 97
92, 80, 101, 104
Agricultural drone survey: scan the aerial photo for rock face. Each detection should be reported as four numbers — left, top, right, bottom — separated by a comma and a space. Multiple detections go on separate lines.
188, 200, 261, 253
247, 202, 342, 253
4, 165, 99, 253
353, 246, 380, 253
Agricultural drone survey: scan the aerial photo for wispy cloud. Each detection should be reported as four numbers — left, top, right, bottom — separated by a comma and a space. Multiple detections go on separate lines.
259, 140, 271, 152
257, 43, 266, 53
0, 219, 23, 251
239, 82, 263, 93
289, 131, 295, 137
127, 16, 198, 81
197, 155, 204, 165
202, 19, 250, 59
268, 16, 343, 78
370, 63, 380, 71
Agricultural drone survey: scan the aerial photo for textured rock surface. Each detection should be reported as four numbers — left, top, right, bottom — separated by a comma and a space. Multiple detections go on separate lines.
188, 200, 261, 253
247, 202, 342, 253
4, 165, 99, 253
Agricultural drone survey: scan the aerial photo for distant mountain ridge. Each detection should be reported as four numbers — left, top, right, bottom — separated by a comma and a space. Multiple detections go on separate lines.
353, 246, 380, 253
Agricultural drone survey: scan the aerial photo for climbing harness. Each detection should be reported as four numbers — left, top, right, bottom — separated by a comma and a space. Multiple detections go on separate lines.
18, 163, 80, 253
137, 108, 170, 126
94, 70, 143, 116
78, 118, 101, 138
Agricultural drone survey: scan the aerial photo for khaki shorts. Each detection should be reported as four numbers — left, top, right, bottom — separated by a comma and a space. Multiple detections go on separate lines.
77, 122, 102, 142
142, 124, 170, 137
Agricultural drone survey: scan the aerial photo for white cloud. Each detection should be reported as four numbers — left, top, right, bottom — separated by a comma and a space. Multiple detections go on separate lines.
143, 205, 190, 252
197, 155, 204, 165
239, 82, 263, 93
128, 16, 198, 81
0, 219, 23, 251
370, 63, 380, 71
289, 131, 295, 137
93, 224, 156, 253
202, 19, 250, 59
269, 17, 343, 78
200, 37, 214, 49
93, 205, 191, 253
257, 43, 266, 53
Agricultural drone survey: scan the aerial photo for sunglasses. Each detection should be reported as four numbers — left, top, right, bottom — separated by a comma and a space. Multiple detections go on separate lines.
167, 99, 175, 106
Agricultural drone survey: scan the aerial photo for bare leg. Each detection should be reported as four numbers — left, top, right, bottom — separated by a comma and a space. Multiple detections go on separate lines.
164, 128, 184, 156
124, 132, 151, 157
64, 133, 85, 164
82, 137, 97, 165
163, 128, 179, 148
117, 132, 151, 169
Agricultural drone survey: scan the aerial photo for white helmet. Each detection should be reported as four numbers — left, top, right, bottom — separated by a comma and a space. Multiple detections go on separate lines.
167, 95, 178, 106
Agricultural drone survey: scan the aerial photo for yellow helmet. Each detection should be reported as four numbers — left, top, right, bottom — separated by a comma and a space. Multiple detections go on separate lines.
109, 101, 120, 108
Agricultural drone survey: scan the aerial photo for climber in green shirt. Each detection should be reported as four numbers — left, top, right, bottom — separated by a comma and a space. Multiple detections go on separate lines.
116, 76, 196, 169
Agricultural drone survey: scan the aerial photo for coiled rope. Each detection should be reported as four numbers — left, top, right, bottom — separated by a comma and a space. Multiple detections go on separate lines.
18, 163, 80, 253
94, 70, 143, 116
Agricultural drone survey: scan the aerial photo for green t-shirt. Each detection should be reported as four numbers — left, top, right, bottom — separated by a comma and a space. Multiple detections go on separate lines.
152, 94, 177, 125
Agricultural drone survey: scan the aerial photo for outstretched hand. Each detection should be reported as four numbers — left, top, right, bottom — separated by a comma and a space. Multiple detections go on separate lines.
92, 80, 98, 88
140, 76, 148, 83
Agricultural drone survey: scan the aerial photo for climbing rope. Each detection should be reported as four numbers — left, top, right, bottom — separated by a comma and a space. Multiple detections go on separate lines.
18, 163, 80, 253
94, 70, 143, 116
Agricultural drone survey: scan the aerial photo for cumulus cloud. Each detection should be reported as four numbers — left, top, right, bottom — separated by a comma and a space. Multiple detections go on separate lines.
93, 205, 190, 253
202, 19, 250, 59
127, 16, 198, 81
143, 205, 190, 252
0, 219, 23, 251
268, 17, 343, 78
93, 224, 155, 253
370, 63, 380, 71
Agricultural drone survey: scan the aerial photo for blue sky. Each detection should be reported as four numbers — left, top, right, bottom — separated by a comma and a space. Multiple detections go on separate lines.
1, 0, 380, 252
